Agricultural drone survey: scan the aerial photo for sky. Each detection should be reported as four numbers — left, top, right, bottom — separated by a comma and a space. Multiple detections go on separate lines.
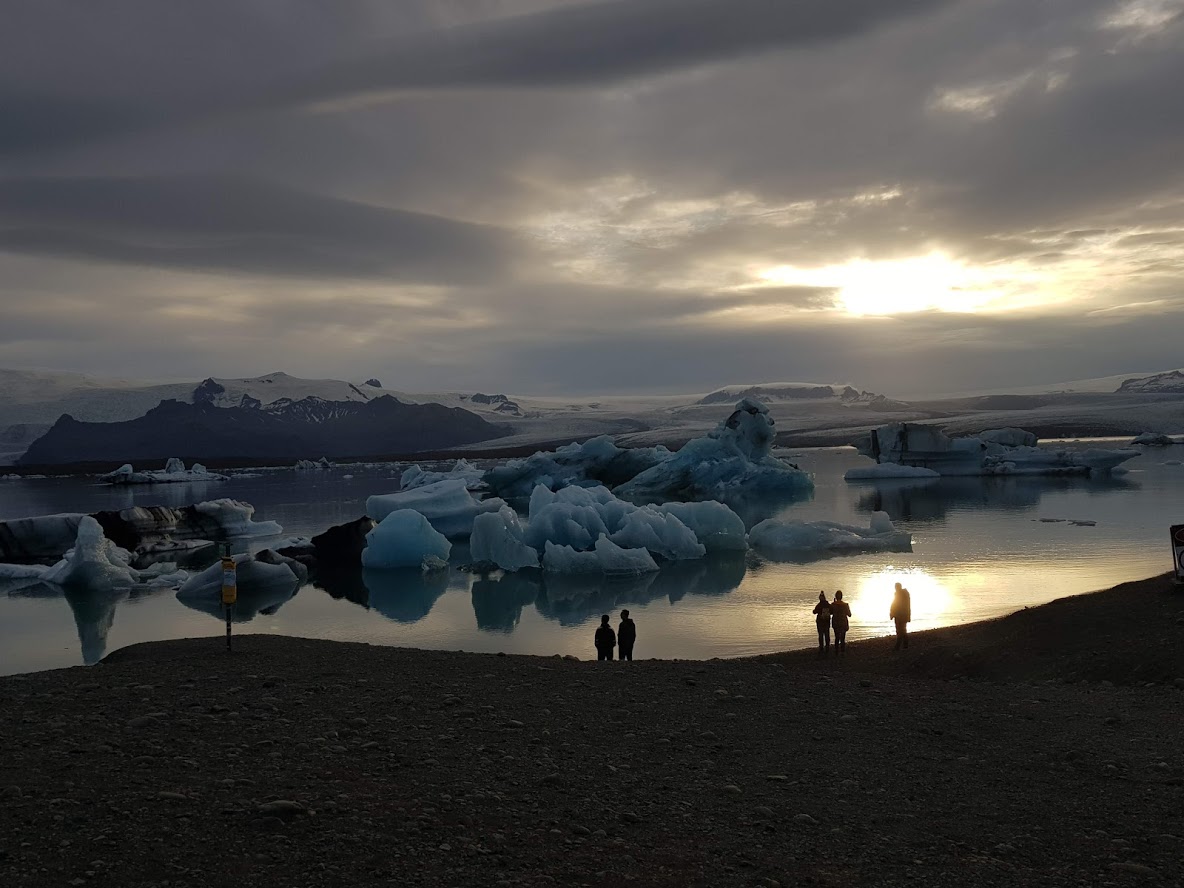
1, 0, 1182, 398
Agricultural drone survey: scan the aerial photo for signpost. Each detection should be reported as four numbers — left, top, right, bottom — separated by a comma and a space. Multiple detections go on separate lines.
1172, 525, 1184, 585
221, 553, 237, 651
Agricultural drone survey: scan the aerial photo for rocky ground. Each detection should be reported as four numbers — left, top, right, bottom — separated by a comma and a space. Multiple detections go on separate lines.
2, 575, 1183, 888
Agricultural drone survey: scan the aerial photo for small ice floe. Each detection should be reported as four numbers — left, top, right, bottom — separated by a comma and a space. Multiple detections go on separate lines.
101, 459, 228, 484
1130, 432, 1175, 446
748, 511, 912, 559
1069, 520, 1097, 526
1038, 518, 1066, 523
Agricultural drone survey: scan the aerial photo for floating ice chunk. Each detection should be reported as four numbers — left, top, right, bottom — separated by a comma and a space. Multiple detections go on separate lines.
100, 460, 229, 484
844, 464, 941, 481
1165, 460, 1181, 466
543, 535, 659, 575
483, 435, 669, 498
616, 400, 812, 500
40, 516, 139, 589
0, 562, 53, 581
653, 501, 748, 552
856, 422, 1139, 477
179, 549, 306, 598
367, 479, 506, 538
749, 511, 912, 557
606, 509, 705, 561
294, 457, 334, 470
361, 510, 452, 569
470, 507, 539, 571
401, 459, 486, 491
192, 499, 283, 538
1130, 432, 1175, 446
1069, 519, 1097, 526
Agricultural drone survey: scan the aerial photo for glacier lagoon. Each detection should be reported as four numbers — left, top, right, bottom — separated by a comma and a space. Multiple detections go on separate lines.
2, 441, 1181, 675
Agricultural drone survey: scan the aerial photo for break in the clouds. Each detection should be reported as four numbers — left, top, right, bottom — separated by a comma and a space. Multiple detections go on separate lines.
1, 0, 1183, 396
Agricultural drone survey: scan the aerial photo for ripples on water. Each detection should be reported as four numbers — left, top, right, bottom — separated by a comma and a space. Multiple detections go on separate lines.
2, 443, 1181, 674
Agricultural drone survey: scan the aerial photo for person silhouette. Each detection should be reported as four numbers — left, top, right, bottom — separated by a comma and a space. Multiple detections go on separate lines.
890, 582, 911, 650
812, 591, 832, 658
618, 609, 637, 661
594, 614, 616, 661
831, 590, 851, 656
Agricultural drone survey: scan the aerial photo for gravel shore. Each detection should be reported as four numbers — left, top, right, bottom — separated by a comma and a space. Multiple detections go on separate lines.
2, 574, 1182, 887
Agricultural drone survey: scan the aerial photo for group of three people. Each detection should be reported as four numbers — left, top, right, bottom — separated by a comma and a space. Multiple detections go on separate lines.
812, 582, 913, 657
594, 609, 637, 661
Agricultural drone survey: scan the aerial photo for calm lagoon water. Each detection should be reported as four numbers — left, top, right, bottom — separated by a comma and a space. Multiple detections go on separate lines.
2, 443, 1182, 675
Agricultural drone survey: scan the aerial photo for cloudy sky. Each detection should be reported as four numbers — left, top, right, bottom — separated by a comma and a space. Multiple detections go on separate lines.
1, 0, 1182, 397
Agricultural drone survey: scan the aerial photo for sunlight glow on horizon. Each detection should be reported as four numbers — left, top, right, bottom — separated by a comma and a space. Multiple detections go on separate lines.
757, 252, 1048, 317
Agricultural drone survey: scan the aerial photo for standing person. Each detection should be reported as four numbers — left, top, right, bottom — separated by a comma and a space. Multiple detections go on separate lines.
617, 609, 637, 661
594, 614, 616, 661
890, 582, 911, 650
813, 591, 832, 658
831, 590, 852, 656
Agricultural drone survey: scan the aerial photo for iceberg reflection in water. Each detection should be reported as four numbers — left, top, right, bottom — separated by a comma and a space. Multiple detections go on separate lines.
312, 554, 748, 631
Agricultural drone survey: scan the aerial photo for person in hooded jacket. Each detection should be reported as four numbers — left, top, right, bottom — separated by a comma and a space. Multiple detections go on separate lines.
594, 614, 616, 661
812, 591, 832, 658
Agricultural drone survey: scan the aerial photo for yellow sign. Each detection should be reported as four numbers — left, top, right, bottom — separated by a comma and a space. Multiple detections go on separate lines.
220, 556, 237, 606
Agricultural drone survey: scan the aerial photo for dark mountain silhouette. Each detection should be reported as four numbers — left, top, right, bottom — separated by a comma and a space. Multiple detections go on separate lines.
19, 395, 508, 465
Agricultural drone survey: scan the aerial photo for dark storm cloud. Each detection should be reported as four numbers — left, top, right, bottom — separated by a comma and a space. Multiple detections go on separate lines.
0, 176, 515, 283
0, 0, 951, 155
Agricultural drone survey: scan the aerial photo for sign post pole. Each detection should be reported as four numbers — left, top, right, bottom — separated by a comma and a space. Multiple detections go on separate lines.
1171, 525, 1184, 586
221, 551, 237, 651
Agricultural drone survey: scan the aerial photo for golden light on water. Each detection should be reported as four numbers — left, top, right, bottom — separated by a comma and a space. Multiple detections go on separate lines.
847, 567, 957, 629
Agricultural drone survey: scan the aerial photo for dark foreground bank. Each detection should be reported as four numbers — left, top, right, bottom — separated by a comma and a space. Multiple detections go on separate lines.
1, 576, 1182, 888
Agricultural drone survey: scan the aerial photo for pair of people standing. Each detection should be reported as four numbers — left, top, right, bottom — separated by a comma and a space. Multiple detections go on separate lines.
812, 590, 851, 657
594, 610, 637, 661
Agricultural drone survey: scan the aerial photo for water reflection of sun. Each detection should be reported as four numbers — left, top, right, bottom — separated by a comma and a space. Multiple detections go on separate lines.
848, 568, 956, 631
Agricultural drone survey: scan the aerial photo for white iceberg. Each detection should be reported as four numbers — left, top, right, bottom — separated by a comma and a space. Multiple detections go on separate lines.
401, 459, 486, 491
844, 464, 941, 481
543, 535, 659, 575
367, 479, 507, 539
483, 435, 670, 498
100, 459, 229, 484
470, 507, 539, 571
361, 510, 452, 569
615, 399, 813, 500
855, 423, 1138, 477
749, 511, 912, 557
191, 499, 283, 538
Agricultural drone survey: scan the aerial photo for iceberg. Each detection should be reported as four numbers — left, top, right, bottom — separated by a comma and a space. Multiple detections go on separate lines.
401, 459, 486, 491
470, 507, 539, 571
543, 536, 659, 575
1, 516, 189, 592
366, 479, 506, 538
483, 435, 670, 499
0, 498, 281, 563
177, 550, 303, 621
361, 510, 452, 569
749, 511, 912, 559
855, 422, 1139, 477
652, 501, 749, 552
615, 399, 813, 500
1130, 432, 1176, 446
524, 485, 706, 562
100, 459, 229, 484
295, 457, 334, 470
